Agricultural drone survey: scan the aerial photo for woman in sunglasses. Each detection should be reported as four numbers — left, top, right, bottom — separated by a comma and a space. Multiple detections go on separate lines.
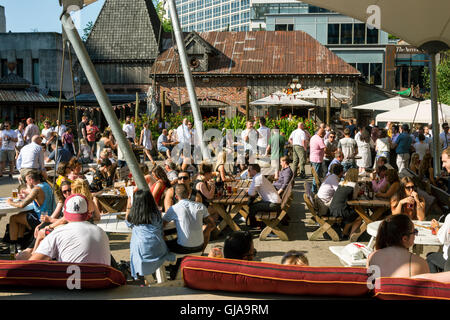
367, 214, 429, 278
390, 176, 426, 221
16, 180, 73, 260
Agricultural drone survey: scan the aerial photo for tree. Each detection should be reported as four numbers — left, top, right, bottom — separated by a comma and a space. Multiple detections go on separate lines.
153, 0, 173, 33
422, 51, 450, 105
82, 21, 94, 42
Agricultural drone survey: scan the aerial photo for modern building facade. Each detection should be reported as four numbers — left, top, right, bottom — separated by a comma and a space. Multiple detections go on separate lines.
174, 0, 251, 32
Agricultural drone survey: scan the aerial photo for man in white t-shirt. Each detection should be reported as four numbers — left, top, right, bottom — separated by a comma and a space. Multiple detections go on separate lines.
40, 120, 55, 152
163, 184, 215, 254
247, 163, 282, 228
289, 122, 308, 178
316, 163, 344, 216
29, 194, 111, 265
0, 121, 18, 178
337, 127, 358, 172
257, 117, 271, 156
122, 116, 136, 143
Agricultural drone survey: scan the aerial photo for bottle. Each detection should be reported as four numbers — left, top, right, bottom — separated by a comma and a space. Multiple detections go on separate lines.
9, 243, 15, 260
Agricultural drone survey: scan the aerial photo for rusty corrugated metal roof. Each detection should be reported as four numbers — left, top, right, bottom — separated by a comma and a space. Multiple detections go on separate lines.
152, 31, 360, 76
0, 90, 62, 103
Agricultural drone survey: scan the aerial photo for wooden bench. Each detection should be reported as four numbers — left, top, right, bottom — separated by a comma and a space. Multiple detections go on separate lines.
303, 181, 342, 241
255, 177, 294, 241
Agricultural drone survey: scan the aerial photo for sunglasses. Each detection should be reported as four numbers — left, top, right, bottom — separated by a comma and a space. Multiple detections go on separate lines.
407, 229, 419, 236
405, 185, 415, 190
62, 188, 71, 194
178, 176, 189, 180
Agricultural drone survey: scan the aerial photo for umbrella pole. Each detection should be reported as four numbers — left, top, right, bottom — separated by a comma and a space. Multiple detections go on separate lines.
60, 12, 149, 192
429, 52, 441, 177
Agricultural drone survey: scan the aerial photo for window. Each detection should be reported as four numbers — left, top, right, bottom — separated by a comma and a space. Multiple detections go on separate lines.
222, 3, 230, 15
182, 4, 188, 13
241, 0, 249, 10
213, 18, 221, 30
222, 16, 230, 29
367, 27, 379, 44
370, 63, 382, 85
240, 25, 249, 31
213, 5, 221, 17
213, 0, 221, 5
353, 23, 366, 44
196, 23, 204, 32
205, 20, 212, 31
205, 0, 212, 7
308, 5, 330, 13
275, 24, 293, 31
357, 63, 369, 82
189, 13, 196, 24
231, 1, 239, 13
328, 24, 339, 44
189, 1, 195, 11
0, 59, 7, 78
32, 59, 39, 85
197, 0, 204, 9
231, 13, 240, 25
197, 10, 204, 20
205, 8, 212, 19
240, 11, 249, 23
340, 24, 352, 44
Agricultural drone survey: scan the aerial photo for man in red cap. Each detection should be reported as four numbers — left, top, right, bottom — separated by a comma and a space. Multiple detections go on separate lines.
29, 194, 111, 265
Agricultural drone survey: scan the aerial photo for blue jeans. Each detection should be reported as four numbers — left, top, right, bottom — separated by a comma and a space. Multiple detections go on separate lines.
311, 162, 322, 193
342, 160, 356, 173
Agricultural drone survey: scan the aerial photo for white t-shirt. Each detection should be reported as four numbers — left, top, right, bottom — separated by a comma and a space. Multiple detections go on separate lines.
41, 127, 55, 144
0, 129, 18, 150
317, 174, 340, 204
257, 126, 271, 149
376, 137, 390, 153
413, 141, 429, 160
36, 221, 111, 265
338, 137, 357, 161
289, 128, 306, 147
123, 123, 135, 140
163, 199, 209, 248
242, 128, 258, 151
248, 173, 281, 204
15, 129, 24, 147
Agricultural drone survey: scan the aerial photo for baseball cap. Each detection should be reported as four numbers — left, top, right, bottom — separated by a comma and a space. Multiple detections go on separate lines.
63, 194, 89, 222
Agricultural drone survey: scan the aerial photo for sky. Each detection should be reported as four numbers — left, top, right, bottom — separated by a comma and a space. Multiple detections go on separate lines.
0, 0, 105, 34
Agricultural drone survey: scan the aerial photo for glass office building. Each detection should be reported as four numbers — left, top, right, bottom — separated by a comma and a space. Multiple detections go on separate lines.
175, 0, 251, 32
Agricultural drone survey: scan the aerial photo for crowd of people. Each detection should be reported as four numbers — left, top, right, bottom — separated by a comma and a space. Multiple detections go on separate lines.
0, 114, 449, 286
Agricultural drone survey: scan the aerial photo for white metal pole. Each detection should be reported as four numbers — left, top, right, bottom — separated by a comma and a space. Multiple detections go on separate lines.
60, 12, 149, 191
167, 0, 210, 161
429, 52, 441, 177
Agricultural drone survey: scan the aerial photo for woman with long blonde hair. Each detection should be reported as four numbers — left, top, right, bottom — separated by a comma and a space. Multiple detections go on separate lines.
329, 168, 361, 239
72, 178, 101, 221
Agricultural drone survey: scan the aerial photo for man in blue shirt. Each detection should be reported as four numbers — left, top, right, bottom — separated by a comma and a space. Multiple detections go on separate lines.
345, 119, 357, 139
46, 140, 73, 167
393, 124, 412, 173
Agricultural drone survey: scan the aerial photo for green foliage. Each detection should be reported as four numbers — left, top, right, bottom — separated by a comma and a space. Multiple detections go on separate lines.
422, 51, 450, 105
154, 0, 173, 32
82, 21, 94, 42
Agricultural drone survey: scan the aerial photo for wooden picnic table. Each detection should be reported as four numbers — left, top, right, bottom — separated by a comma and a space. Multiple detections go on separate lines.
94, 188, 128, 213
211, 179, 251, 233
347, 197, 391, 242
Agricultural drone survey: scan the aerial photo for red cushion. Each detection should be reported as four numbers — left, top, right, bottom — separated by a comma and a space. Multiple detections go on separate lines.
181, 256, 370, 297
0, 260, 126, 289
374, 277, 450, 300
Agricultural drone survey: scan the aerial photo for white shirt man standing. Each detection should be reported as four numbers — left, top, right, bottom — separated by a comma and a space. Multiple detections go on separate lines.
289, 122, 308, 178
23, 118, 40, 145
0, 121, 18, 178
257, 117, 270, 156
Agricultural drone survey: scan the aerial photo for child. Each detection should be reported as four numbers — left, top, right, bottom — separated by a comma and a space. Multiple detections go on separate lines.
281, 250, 309, 266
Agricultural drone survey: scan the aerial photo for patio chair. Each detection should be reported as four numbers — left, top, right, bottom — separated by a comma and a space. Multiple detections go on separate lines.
303, 181, 342, 241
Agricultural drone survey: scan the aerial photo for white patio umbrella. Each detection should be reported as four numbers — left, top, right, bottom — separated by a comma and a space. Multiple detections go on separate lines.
294, 86, 349, 100
250, 92, 314, 106
298, 0, 450, 175
353, 96, 416, 111
375, 100, 450, 124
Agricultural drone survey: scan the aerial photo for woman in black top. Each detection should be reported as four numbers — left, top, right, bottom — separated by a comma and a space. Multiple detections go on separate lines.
329, 168, 361, 240
89, 159, 114, 192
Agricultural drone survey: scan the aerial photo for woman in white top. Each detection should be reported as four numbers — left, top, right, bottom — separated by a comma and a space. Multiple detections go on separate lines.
375, 129, 391, 166
355, 127, 373, 173
139, 122, 156, 166
15, 121, 25, 158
